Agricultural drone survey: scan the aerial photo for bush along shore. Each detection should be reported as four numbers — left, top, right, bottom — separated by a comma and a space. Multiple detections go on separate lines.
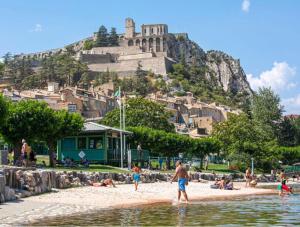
0, 166, 277, 203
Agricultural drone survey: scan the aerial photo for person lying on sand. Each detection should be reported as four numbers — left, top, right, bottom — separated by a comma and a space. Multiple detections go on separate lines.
93, 179, 116, 187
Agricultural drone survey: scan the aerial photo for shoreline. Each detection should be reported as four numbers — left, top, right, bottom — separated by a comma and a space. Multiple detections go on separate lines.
0, 182, 282, 225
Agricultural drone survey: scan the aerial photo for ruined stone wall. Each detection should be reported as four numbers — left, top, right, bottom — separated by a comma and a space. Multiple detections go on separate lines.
87, 45, 142, 55
80, 53, 113, 64
88, 56, 174, 75
118, 52, 154, 61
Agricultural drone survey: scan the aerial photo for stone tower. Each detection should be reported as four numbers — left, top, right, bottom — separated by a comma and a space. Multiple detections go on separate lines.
125, 18, 135, 38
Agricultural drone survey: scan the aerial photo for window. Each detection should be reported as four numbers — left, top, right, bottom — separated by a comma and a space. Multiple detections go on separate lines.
89, 137, 103, 149
128, 40, 133, 46
68, 104, 77, 113
77, 137, 87, 149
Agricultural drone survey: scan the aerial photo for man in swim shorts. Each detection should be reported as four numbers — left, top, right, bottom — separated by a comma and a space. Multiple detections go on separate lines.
171, 160, 189, 203
132, 165, 141, 191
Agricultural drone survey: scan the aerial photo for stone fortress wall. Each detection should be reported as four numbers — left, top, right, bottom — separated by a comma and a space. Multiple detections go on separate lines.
18, 18, 189, 76
78, 18, 185, 76
88, 55, 175, 76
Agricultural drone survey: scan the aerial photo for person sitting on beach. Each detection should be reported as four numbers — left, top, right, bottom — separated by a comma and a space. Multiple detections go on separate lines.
80, 157, 89, 168
170, 161, 189, 203
216, 176, 226, 189
245, 167, 252, 187
63, 157, 71, 167
70, 158, 77, 167
132, 164, 141, 191
210, 178, 221, 189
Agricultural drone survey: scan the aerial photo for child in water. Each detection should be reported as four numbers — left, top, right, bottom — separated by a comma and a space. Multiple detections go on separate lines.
278, 179, 293, 196
132, 165, 141, 191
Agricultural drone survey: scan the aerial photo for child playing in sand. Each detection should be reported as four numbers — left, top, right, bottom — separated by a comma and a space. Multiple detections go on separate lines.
132, 165, 141, 191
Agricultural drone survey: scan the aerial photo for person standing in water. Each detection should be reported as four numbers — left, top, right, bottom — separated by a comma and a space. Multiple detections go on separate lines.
132, 164, 141, 191
245, 167, 251, 187
171, 161, 189, 203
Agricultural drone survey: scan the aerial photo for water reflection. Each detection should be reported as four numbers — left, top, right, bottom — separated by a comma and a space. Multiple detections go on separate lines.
177, 204, 187, 227
29, 195, 300, 226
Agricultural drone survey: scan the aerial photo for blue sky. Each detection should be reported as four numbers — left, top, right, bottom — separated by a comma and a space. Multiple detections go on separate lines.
1, 0, 299, 114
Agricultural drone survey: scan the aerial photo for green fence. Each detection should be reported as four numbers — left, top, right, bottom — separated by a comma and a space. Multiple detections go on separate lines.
285, 165, 300, 173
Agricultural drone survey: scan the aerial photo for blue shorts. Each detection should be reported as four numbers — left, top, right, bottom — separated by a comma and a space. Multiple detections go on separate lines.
133, 173, 140, 182
178, 178, 187, 191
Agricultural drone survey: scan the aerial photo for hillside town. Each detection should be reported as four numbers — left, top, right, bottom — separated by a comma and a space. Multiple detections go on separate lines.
1, 81, 241, 138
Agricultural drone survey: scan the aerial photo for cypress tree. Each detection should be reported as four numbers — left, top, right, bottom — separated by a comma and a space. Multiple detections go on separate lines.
95, 25, 108, 47
108, 27, 119, 46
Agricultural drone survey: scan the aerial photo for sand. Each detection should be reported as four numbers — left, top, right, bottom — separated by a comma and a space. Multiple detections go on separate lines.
0, 182, 277, 225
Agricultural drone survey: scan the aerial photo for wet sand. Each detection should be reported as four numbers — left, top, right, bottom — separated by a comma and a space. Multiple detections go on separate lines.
0, 182, 277, 225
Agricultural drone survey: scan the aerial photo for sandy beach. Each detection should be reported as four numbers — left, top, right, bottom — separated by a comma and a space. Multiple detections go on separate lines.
0, 181, 277, 225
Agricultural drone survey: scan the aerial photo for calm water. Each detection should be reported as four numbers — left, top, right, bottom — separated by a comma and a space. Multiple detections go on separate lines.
30, 194, 300, 226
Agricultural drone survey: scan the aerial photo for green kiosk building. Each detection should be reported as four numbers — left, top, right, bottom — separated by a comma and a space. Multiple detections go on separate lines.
57, 122, 149, 165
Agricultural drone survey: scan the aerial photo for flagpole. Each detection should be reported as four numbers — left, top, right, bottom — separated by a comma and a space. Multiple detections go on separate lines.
123, 94, 126, 167
119, 86, 123, 168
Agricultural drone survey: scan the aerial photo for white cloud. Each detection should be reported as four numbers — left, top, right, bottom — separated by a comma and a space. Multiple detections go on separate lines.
246, 62, 296, 91
282, 94, 300, 114
242, 0, 250, 12
30, 24, 43, 32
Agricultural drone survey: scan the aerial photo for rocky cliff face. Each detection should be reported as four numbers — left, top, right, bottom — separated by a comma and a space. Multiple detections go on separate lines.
204, 50, 252, 95
169, 36, 253, 95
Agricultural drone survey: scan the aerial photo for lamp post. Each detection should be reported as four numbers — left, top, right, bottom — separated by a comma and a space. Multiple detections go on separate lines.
251, 157, 254, 176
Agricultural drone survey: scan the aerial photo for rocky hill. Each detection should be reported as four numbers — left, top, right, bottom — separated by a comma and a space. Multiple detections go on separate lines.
1, 18, 253, 109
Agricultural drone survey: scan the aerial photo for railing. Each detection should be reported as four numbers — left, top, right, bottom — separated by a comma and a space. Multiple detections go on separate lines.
107, 149, 150, 162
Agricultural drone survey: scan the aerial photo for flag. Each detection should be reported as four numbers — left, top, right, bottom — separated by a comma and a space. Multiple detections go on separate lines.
114, 89, 120, 97
115, 88, 121, 106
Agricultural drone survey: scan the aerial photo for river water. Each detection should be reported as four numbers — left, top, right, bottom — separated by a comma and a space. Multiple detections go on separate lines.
31, 194, 300, 226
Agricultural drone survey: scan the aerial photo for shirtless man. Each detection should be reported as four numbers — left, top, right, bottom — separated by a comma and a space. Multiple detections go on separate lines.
171, 161, 189, 203
245, 167, 251, 187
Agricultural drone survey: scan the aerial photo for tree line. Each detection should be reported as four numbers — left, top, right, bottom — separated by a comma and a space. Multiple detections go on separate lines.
1, 52, 88, 89
212, 87, 300, 171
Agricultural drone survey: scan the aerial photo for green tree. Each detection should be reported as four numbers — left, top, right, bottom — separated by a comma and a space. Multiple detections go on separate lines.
3, 52, 12, 65
0, 100, 58, 159
46, 110, 84, 167
134, 62, 152, 96
251, 87, 283, 141
0, 100, 84, 165
0, 62, 4, 77
0, 94, 8, 126
83, 40, 94, 50
108, 27, 119, 46
212, 113, 277, 171
278, 117, 297, 146
95, 25, 109, 47
40, 53, 88, 86
101, 97, 175, 132
128, 126, 219, 169
294, 117, 300, 145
